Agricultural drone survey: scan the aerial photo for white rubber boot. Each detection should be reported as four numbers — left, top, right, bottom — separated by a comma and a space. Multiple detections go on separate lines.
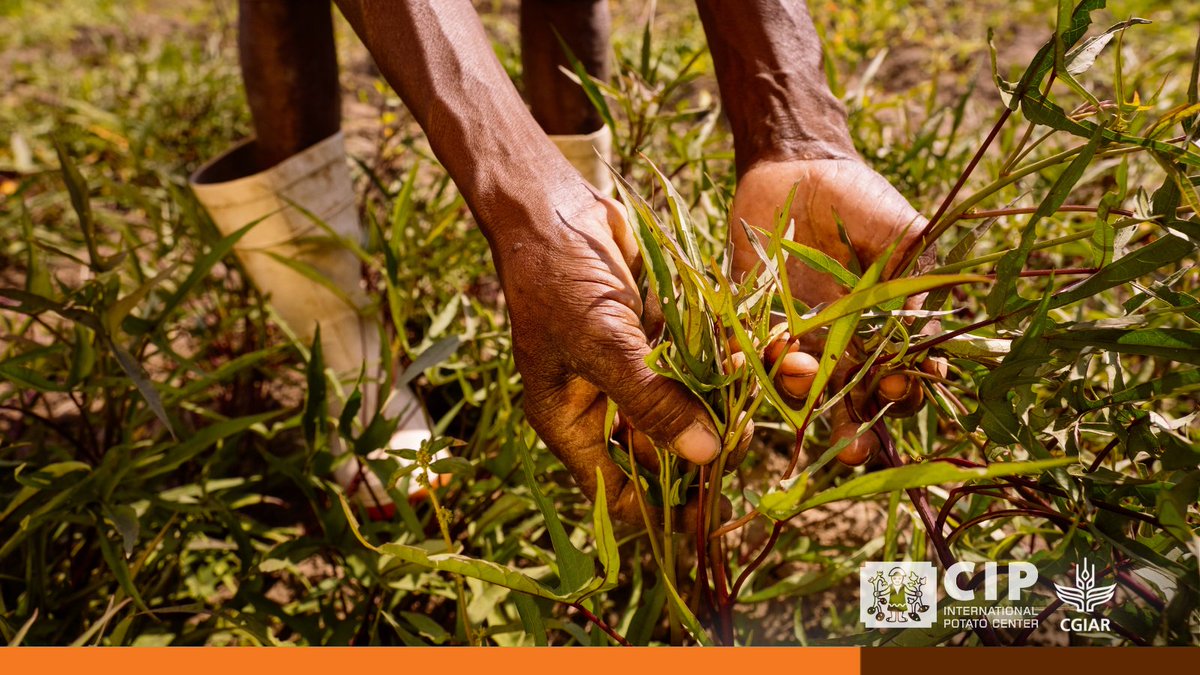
550, 125, 614, 194
190, 132, 448, 515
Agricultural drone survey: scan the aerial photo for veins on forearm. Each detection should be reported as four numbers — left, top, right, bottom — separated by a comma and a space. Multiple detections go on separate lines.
334, 0, 590, 234
695, 0, 856, 174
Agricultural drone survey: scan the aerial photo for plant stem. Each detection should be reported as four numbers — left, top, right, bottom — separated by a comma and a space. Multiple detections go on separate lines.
876, 421, 1002, 646
898, 107, 1013, 275
571, 603, 631, 646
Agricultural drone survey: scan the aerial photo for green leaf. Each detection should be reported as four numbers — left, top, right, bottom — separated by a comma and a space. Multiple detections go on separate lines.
400, 611, 450, 645
1011, 0, 1106, 106
103, 264, 177, 337
103, 505, 140, 558
1083, 367, 1200, 411
139, 410, 280, 477
759, 458, 1074, 521
109, 341, 177, 440
1042, 327, 1200, 365
1047, 235, 1194, 311
302, 327, 328, 450
67, 323, 96, 385
1156, 473, 1200, 545
517, 438, 593, 595
398, 335, 461, 388
338, 387, 363, 441
1020, 94, 1200, 168
353, 409, 400, 456
986, 127, 1101, 319
429, 456, 473, 476
54, 138, 118, 271
95, 519, 151, 614
0, 461, 90, 524
1065, 19, 1151, 76
591, 468, 620, 590
8, 610, 38, 647
792, 274, 989, 339
554, 30, 616, 133
159, 218, 260, 321
975, 287, 1056, 452
511, 594, 548, 646
779, 240, 861, 290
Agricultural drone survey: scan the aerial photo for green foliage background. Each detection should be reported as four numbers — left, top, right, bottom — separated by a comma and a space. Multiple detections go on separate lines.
1, 0, 1198, 646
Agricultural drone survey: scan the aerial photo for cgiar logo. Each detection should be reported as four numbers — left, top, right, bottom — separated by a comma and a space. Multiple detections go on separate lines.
1054, 558, 1116, 632
860, 561, 937, 629
1054, 558, 1117, 613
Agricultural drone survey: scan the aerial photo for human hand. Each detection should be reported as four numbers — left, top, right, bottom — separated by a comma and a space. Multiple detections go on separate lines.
491, 185, 726, 524
728, 158, 944, 462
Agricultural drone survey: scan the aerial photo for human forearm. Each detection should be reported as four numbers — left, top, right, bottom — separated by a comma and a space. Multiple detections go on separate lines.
695, 0, 856, 176
333, 0, 595, 243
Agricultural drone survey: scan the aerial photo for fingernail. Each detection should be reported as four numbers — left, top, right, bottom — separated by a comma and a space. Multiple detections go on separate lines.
780, 373, 814, 398
674, 421, 720, 465
877, 373, 912, 401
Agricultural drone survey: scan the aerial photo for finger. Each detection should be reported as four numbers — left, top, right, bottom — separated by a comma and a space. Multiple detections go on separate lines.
830, 403, 879, 467
921, 356, 948, 379
875, 370, 925, 417
777, 351, 819, 400
619, 390, 754, 474
761, 333, 822, 404
725, 413, 755, 470
627, 426, 661, 474
641, 288, 666, 342
865, 293, 939, 417
522, 371, 656, 525
575, 321, 721, 466
608, 416, 736, 534
606, 413, 663, 473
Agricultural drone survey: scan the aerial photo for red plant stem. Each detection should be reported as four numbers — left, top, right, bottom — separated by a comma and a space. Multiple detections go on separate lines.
707, 506, 759, 540
1087, 416, 1149, 473
695, 464, 717, 610
947, 508, 1074, 545
1000, 475, 1159, 527
783, 406, 817, 480
936, 485, 1017, 532
709, 535, 735, 644
903, 313, 1008, 358
570, 603, 631, 646
876, 421, 1002, 646
729, 522, 782, 600
1117, 570, 1166, 612
898, 107, 1013, 274
714, 413, 814, 636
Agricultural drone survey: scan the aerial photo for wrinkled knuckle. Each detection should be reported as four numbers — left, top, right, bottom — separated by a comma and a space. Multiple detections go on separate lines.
620, 373, 686, 438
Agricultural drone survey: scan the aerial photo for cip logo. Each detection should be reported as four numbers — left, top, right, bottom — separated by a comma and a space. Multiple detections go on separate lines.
860, 562, 937, 628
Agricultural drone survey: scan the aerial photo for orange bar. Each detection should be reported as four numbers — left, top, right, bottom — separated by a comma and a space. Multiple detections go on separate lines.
0, 646, 861, 675
864, 648, 1197, 673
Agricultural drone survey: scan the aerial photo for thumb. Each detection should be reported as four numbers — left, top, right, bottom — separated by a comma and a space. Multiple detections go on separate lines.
576, 325, 721, 465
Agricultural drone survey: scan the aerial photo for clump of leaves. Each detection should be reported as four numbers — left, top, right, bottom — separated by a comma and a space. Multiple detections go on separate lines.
587, 0, 1200, 645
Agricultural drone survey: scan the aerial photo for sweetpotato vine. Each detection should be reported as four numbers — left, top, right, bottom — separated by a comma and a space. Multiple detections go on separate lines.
333, 0, 1198, 646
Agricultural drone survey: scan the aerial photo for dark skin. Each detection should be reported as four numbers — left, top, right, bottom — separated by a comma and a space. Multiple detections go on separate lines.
699, 0, 941, 406
232, 0, 934, 522
521, 0, 611, 136
238, 0, 341, 169
237, 0, 611, 164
